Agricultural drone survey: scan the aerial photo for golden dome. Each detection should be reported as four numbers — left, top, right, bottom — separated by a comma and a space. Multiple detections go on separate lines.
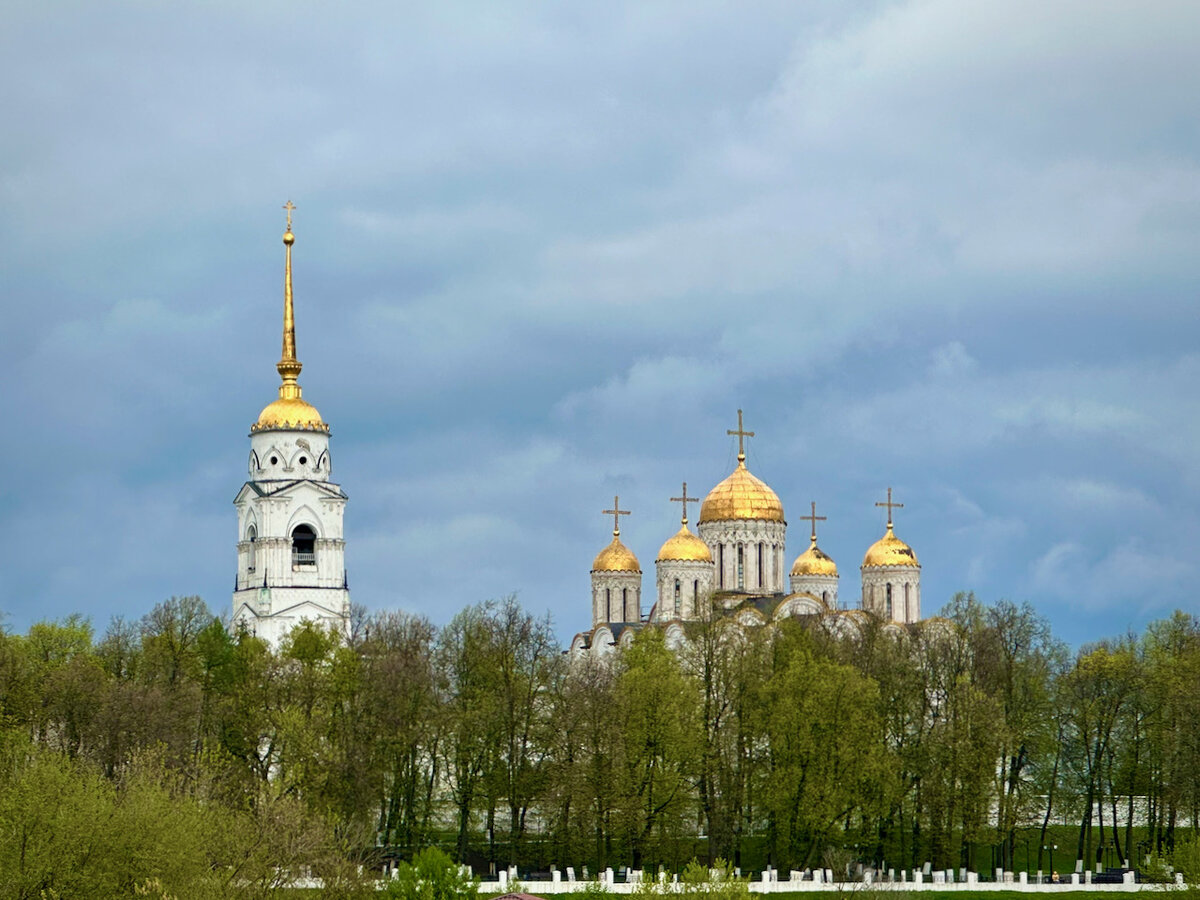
592, 536, 641, 573
253, 396, 328, 433
791, 539, 838, 577
862, 526, 919, 568
657, 524, 713, 563
698, 460, 785, 523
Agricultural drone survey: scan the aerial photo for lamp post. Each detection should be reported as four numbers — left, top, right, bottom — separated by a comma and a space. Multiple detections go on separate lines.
1043, 844, 1058, 882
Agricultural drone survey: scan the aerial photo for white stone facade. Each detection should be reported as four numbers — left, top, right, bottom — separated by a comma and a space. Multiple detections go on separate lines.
653, 559, 715, 622
590, 571, 642, 627
788, 572, 839, 608
697, 520, 787, 594
861, 565, 921, 624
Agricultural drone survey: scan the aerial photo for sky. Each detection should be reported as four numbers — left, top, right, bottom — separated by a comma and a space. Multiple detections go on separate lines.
2, 1, 1199, 648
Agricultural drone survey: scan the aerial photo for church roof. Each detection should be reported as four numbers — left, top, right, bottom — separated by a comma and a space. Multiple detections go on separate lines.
698, 460, 784, 523
862, 525, 919, 568
592, 535, 641, 573
656, 523, 712, 562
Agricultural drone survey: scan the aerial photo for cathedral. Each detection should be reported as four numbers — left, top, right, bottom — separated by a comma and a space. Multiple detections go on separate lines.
226, 207, 921, 653
570, 412, 923, 655
231, 205, 351, 647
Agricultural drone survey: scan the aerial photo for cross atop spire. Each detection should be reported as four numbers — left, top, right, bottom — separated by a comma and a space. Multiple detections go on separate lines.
670, 482, 698, 525
875, 487, 904, 530
283, 199, 296, 232
602, 495, 631, 537
798, 501, 827, 544
727, 408, 755, 463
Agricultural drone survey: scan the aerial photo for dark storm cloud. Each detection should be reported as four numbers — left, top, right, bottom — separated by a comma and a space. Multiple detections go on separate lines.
1, 1, 1198, 646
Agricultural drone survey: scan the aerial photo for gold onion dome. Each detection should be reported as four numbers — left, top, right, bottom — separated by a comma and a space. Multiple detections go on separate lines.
698, 460, 785, 523
791, 539, 838, 577
592, 536, 641, 573
862, 526, 919, 568
252, 202, 329, 434
657, 523, 713, 563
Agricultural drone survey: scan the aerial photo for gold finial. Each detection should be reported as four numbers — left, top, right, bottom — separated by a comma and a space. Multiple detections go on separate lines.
875, 487, 904, 530
799, 500, 827, 544
277, 201, 303, 398
670, 482, 698, 526
602, 495, 631, 537
727, 408, 755, 464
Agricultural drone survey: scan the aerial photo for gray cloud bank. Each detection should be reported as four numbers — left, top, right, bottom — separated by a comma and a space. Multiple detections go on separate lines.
2, 1, 1198, 646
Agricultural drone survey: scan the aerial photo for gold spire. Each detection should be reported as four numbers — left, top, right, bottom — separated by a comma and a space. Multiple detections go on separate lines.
252, 202, 328, 433
278, 200, 302, 395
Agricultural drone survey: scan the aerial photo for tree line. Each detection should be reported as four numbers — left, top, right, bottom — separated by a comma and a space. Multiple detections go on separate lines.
1, 592, 1199, 896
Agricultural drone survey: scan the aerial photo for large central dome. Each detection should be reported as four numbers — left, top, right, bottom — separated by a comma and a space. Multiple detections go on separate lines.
698, 460, 785, 523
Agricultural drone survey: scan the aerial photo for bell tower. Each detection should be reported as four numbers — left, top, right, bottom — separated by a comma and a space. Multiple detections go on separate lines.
231, 204, 351, 647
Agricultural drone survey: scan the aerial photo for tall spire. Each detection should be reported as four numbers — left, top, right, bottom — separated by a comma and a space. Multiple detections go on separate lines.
277, 200, 303, 400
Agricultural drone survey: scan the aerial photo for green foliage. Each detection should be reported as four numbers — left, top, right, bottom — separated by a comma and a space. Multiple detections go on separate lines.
383, 847, 480, 900
680, 858, 750, 900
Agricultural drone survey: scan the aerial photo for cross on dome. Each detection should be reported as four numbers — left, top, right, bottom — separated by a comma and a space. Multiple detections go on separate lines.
727, 408, 755, 463
670, 482, 698, 525
283, 199, 296, 232
875, 487, 904, 529
602, 496, 631, 537
798, 501, 827, 543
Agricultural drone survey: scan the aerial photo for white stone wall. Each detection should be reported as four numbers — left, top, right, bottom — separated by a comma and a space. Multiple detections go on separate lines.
654, 559, 715, 621
698, 520, 787, 594
861, 565, 921, 623
249, 430, 332, 483
789, 572, 839, 608
590, 571, 642, 626
233, 426, 350, 649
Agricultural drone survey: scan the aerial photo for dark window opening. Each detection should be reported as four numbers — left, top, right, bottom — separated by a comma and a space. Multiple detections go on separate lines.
292, 524, 317, 567
674, 579, 681, 617
737, 545, 745, 590
299, 456, 307, 466
270, 456, 278, 465
757, 542, 764, 589
247, 526, 257, 573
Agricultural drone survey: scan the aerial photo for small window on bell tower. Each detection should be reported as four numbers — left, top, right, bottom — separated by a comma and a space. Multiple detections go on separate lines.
247, 525, 257, 573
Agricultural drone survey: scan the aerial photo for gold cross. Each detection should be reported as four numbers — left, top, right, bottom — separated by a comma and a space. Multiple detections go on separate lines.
670, 482, 698, 525
283, 200, 296, 231
727, 408, 755, 462
798, 501, 827, 543
602, 495, 630, 537
875, 487, 904, 529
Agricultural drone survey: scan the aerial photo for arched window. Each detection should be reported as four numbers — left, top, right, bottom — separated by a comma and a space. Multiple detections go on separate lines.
737, 544, 745, 590
246, 525, 257, 573
674, 579, 681, 617
605, 588, 611, 622
622, 588, 628, 621
718, 544, 725, 589
822, 590, 828, 604
885, 583, 893, 619
291, 524, 317, 567
693, 579, 699, 602
757, 543, 764, 588
904, 583, 911, 621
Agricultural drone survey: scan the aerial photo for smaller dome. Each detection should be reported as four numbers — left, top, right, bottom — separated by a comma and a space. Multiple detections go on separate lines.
253, 397, 328, 433
657, 524, 713, 563
791, 539, 838, 577
862, 526, 919, 568
592, 536, 641, 573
